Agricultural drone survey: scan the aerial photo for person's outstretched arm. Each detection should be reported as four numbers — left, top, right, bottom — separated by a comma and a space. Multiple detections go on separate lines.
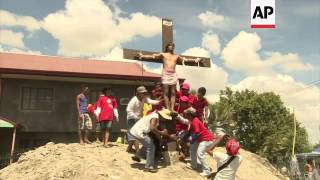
136, 52, 163, 60
178, 56, 202, 65
145, 97, 160, 105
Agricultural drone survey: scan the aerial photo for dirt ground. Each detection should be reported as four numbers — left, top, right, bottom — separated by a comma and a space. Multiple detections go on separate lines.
0, 142, 286, 180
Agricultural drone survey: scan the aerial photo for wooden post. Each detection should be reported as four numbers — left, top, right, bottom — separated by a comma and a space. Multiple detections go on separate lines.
162, 120, 180, 165
162, 19, 173, 52
292, 109, 296, 158
9, 127, 17, 164
163, 141, 179, 165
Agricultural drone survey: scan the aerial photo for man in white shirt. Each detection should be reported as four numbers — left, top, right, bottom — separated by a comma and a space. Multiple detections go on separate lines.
129, 109, 176, 172
126, 86, 160, 153
207, 134, 242, 180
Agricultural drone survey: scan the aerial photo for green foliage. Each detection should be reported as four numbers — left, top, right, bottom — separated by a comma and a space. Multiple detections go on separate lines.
208, 87, 311, 163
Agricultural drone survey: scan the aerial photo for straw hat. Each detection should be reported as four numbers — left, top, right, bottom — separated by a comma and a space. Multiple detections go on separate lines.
158, 108, 172, 120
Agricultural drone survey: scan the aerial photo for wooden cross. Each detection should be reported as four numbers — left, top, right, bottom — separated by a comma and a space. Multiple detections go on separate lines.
123, 18, 211, 67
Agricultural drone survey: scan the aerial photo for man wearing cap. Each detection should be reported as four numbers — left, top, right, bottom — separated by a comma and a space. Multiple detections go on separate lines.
126, 86, 160, 153
176, 83, 195, 105
175, 96, 191, 133
207, 136, 242, 180
184, 107, 214, 177
129, 109, 176, 172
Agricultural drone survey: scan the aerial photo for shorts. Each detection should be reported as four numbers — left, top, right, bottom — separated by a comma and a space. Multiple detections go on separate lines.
100, 120, 112, 131
79, 113, 92, 130
127, 118, 138, 142
127, 131, 138, 142
95, 122, 101, 132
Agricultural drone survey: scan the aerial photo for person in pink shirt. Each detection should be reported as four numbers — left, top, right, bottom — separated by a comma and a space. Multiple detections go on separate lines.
174, 96, 191, 160
94, 88, 119, 148
175, 96, 191, 133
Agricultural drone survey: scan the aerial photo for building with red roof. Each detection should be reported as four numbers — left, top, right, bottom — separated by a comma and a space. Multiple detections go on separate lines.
0, 52, 161, 149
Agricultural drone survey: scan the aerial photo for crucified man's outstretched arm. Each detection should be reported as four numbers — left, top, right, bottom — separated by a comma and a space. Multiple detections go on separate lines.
178, 56, 202, 66
136, 52, 163, 60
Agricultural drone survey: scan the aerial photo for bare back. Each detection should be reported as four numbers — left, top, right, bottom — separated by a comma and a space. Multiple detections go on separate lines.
161, 52, 179, 72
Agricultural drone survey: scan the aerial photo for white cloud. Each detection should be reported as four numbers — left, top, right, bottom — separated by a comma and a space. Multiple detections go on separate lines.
96, 46, 125, 61
42, 0, 161, 57
198, 11, 225, 28
232, 74, 320, 144
179, 47, 228, 103
0, 29, 25, 48
0, 44, 42, 55
221, 31, 314, 75
201, 31, 221, 55
0, 10, 41, 31
265, 52, 314, 72
177, 64, 228, 103
182, 47, 210, 58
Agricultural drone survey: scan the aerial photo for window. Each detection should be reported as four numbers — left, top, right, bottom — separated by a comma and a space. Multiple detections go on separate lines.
21, 87, 53, 111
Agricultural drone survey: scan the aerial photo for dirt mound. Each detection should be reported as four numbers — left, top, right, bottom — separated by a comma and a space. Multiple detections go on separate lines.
0, 142, 285, 180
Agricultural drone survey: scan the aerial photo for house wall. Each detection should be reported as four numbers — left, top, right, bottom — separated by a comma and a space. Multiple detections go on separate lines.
0, 78, 139, 133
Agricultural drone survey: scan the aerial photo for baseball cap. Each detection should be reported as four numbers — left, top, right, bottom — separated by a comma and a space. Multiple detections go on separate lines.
136, 86, 148, 94
182, 83, 190, 90
226, 139, 240, 156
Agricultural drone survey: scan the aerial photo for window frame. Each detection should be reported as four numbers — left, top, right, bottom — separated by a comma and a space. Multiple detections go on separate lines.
20, 87, 54, 112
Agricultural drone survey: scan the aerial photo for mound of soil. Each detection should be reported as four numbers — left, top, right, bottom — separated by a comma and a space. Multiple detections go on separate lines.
0, 142, 285, 180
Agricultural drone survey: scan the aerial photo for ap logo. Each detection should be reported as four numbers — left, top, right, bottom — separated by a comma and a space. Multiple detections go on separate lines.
251, 0, 275, 28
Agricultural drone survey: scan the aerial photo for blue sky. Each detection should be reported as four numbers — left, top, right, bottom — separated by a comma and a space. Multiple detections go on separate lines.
0, 0, 319, 143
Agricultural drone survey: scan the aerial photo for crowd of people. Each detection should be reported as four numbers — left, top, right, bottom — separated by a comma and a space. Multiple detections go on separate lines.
76, 82, 242, 179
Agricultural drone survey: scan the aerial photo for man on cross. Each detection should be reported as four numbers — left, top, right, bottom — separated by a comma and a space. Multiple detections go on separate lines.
137, 42, 200, 112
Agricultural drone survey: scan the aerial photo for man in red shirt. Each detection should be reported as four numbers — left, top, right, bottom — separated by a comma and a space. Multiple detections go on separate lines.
192, 87, 209, 124
94, 88, 119, 148
175, 96, 190, 133
185, 107, 214, 177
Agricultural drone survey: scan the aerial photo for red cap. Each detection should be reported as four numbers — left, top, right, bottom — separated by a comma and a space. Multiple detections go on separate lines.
226, 139, 240, 156
182, 83, 190, 90
179, 96, 189, 102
